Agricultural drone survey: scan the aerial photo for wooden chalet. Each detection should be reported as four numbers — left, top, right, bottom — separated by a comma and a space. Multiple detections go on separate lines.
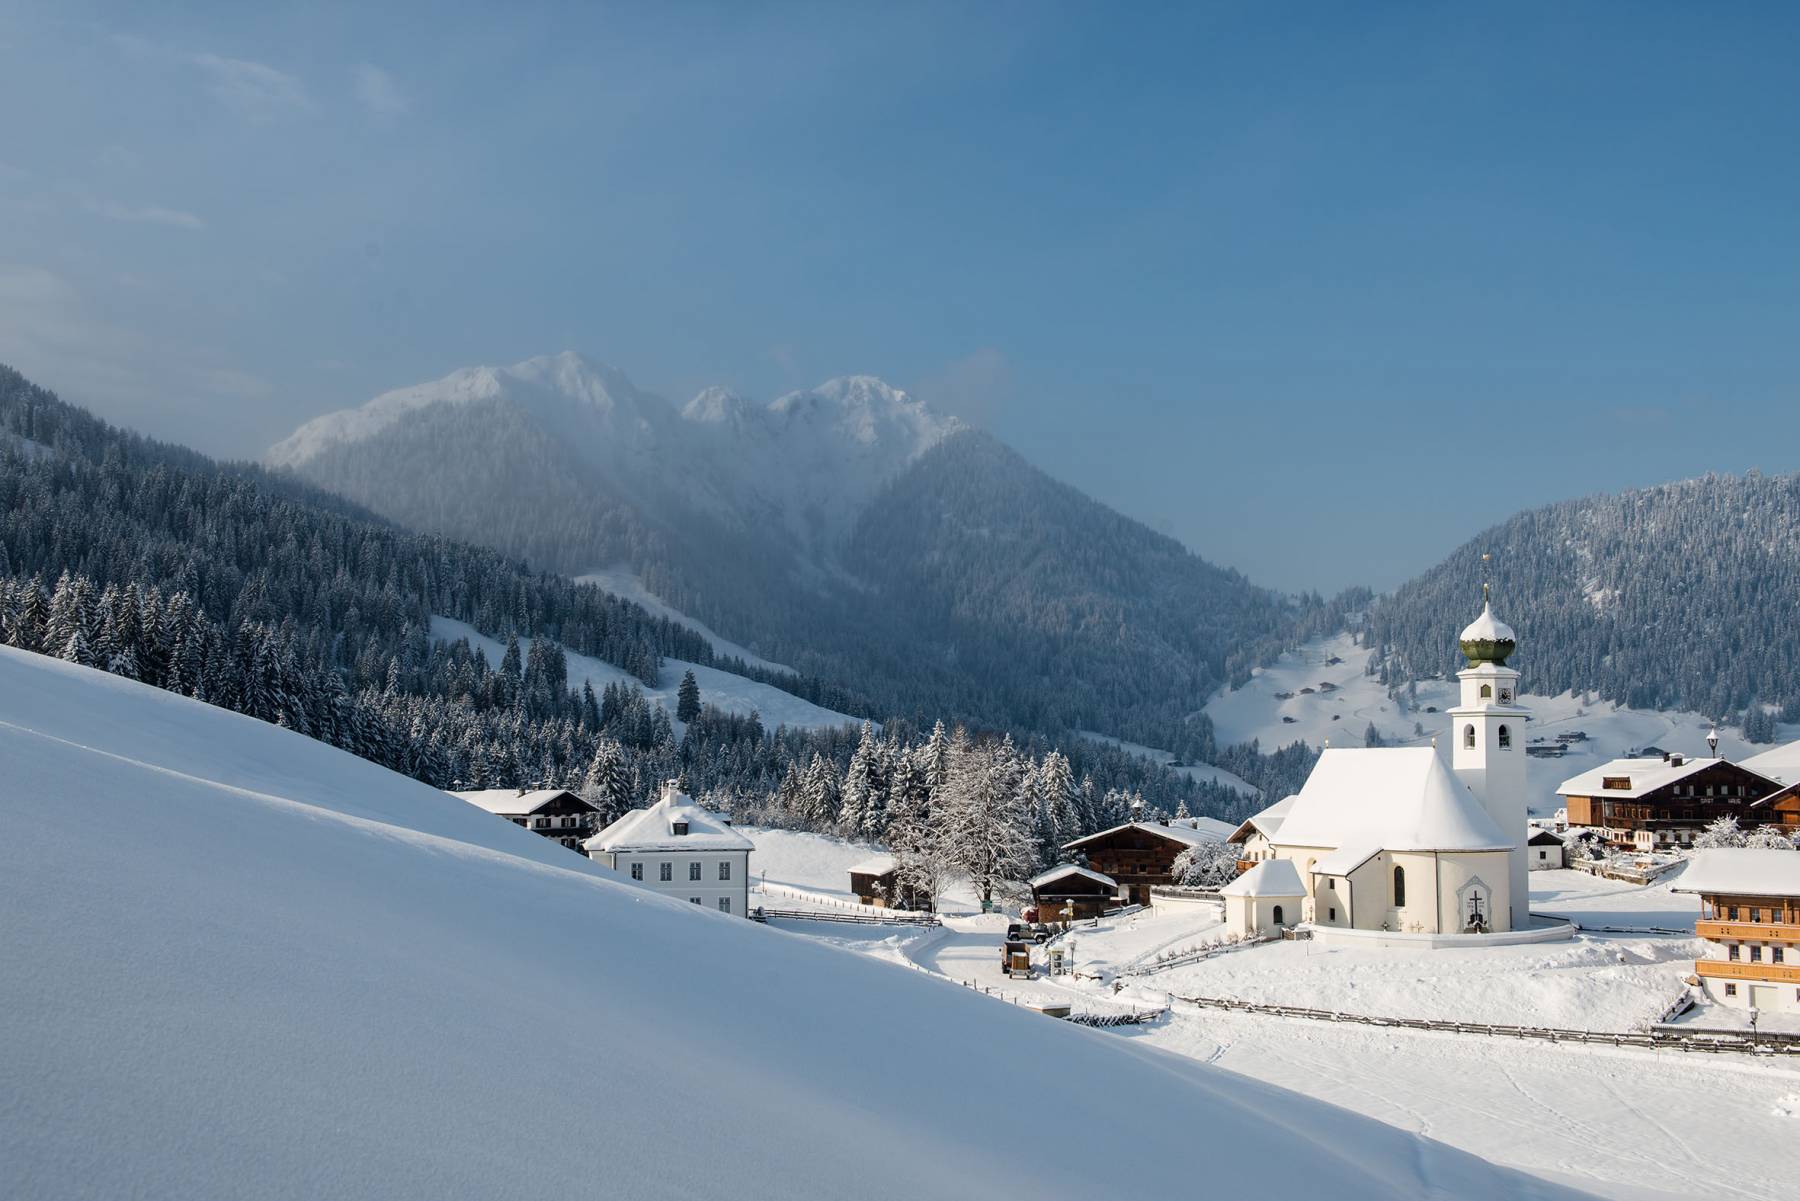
1672, 849, 1800, 1014
1028, 863, 1118, 921
1061, 819, 1222, 906
1555, 753, 1779, 851
450, 788, 599, 852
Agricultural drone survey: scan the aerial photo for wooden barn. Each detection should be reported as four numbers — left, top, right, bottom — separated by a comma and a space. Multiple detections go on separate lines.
847, 854, 930, 911
1029, 863, 1118, 921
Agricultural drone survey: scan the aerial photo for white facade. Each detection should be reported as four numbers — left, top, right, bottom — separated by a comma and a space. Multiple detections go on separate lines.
1449, 655, 1530, 929
584, 783, 753, 917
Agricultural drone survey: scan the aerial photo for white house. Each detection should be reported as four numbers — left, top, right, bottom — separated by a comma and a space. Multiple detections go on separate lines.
1235, 597, 1530, 937
1671, 849, 1800, 1014
584, 783, 753, 917
1528, 828, 1566, 870
1226, 794, 1295, 866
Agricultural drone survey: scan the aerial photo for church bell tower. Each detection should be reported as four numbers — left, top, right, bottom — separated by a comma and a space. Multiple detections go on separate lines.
1448, 582, 1529, 930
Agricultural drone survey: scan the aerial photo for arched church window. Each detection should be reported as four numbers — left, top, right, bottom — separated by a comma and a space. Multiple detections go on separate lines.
1273, 905, 1285, 926
1479, 684, 1492, 699
1393, 865, 1406, 907
1463, 724, 1475, 749
1498, 724, 1512, 749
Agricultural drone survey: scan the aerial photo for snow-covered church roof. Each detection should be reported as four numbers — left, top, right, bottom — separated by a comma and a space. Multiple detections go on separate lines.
1219, 858, 1305, 898
1273, 748, 1512, 854
1228, 794, 1296, 844
583, 784, 753, 853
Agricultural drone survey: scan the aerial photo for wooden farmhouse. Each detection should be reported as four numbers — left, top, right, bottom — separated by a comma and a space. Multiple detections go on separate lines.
1672, 849, 1800, 1014
1061, 819, 1223, 907
1028, 863, 1118, 921
1744, 739, 1800, 837
1556, 753, 1779, 851
450, 788, 599, 852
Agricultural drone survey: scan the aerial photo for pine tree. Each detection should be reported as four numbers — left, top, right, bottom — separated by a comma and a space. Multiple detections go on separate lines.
676, 669, 702, 723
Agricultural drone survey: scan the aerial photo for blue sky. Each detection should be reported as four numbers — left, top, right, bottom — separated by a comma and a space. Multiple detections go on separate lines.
3, 3, 1798, 593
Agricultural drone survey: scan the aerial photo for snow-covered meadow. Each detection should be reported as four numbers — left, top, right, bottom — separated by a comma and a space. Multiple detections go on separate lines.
1, 647, 1592, 1201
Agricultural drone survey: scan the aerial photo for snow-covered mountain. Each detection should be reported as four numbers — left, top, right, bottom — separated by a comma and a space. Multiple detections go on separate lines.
0, 645, 1586, 1201
270, 351, 960, 563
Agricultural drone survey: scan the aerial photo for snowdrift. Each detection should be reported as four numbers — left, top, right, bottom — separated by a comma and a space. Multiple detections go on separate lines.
0, 648, 1593, 1200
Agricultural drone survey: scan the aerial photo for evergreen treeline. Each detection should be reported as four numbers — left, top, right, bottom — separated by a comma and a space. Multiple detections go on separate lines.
1366, 471, 1800, 734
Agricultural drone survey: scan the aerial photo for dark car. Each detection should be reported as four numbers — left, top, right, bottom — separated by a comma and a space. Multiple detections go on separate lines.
1005, 922, 1028, 942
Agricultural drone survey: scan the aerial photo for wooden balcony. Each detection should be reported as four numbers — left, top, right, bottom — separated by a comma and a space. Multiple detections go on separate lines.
1695, 959, 1800, 984
1697, 920, 1800, 942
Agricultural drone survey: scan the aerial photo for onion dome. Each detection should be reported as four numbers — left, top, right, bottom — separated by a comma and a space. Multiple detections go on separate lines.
1458, 601, 1516, 666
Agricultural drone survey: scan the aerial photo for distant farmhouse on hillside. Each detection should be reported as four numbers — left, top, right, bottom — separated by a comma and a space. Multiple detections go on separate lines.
585, 783, 753, 917
451, 788, 599, 852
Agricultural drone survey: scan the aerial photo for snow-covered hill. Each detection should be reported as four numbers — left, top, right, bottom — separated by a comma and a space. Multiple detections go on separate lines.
430, 615, 860, 734
0, 647, 1590, 1200
1206, 632, 1798, 811
575, 565, 793, 673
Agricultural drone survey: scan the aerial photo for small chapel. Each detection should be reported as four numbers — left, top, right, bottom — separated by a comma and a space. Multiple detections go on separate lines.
1223, 596, 1530, 938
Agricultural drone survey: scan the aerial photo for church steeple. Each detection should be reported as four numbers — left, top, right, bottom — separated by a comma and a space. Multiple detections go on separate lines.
1448, 566, 1528, 930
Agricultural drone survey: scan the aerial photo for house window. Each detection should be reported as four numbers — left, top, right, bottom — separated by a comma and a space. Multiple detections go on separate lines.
1328, 907, 1337, 921
690, 862, 702, 881
534, 817, 550, 828
1751, 907, 1762, 923
1728, 906, 1739, 920
1479, 684, 1492, 699
718, 897, 731, 914
672, 820, 689, 836
1327, 879, 1335, 891
660, 862, 672, 882
1498, 725, 1512, 749
1751, 946, 1763, 963
1729, 944, 1740, 961
1725, 983, 1737, 997
1273, 905, 1284, 925
1464, 725, 1476, 750
1776, 947, 1786, 964
690, 897, 701, 905
719, 861, 731, 881
630, 862, 643, 881
1393, 865, 1406, 908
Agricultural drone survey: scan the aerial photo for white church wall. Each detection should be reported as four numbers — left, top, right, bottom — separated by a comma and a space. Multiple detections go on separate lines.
1386, 851, 1443, 933
1434, 851, 1513, 934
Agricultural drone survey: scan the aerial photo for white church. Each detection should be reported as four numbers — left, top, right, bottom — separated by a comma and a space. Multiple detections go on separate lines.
1223, 596, 1535, 940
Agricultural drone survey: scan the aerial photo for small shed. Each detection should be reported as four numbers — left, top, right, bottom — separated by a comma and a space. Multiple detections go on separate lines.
848, 854, 930, 911
1029, 863, 1118, 921
1528, 828, 1566, 870
1219, 858, 1305, 937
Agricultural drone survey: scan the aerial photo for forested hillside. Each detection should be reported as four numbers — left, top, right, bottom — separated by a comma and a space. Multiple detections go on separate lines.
1366, 472, 1800, 735
0, 365, 1305, 861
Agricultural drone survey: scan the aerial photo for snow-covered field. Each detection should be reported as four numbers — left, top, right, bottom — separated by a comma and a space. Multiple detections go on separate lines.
430, 614, 860, 734
1205, 631, 1797, 813
577, 565, 794, 674
1, 647, 1593, 1201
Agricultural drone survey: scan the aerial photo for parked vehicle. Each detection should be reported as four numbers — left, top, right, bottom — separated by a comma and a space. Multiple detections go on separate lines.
1005, 922, 1028, 942
1029, 922, 1053, 943
1002, 938, 1033, 979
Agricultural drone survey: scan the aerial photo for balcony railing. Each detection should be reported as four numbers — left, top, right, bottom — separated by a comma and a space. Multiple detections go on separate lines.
1695, 959, 1800, 984
1696, 920, 1800, 942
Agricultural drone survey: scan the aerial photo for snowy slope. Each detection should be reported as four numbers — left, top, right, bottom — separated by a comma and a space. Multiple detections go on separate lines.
1076, 729, 1260, 798
430, 615, 860, 734
0, 647, 1591, 1201
1205, 632, 1797, 813
576, 565, 793, 673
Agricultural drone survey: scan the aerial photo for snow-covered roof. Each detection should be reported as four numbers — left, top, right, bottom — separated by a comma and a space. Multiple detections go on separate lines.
1528, 828, 1565, 845
450, 788, 586, 817
1554, 756, 1770, 800
1029, 863, 1116, 890
1741, 739, 1800, 788
1670, 849, 1800, 898
1459, 602, 1516, 646
1273, 748, 1512, 853
583, 785, 753, 853
1311, 842, 1382, 877
846, 853, 897, 878
1219, 858, 1306, 898
1228, 795, 1296, 844
1063, 820, 1224, 853
1172, 816, 1238, 840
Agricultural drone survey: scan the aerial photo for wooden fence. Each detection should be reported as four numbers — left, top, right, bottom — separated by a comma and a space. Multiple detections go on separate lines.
755, 906, 940, 927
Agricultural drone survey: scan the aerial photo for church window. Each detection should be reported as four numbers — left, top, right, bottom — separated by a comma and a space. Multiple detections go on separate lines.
1498, 725, 1512, 749
1328, 907, 1336, 921
1273, 905, 1285, 926
1463, 725, 1476, 749
1393, 866, 1406, 908
1479, 684, 1492, 699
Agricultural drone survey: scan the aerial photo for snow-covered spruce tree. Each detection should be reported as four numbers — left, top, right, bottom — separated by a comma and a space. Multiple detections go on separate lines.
1171, 840, 1239, 887
676, 669, 701, 723
838, 722, 877, 837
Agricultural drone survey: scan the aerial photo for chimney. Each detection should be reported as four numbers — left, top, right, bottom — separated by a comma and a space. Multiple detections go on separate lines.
1669, 754, 1684, 768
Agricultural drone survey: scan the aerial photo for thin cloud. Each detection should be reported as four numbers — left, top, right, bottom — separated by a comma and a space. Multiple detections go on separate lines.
354, 64, 409, 119
114, 33, 312, 120
82, 197, 205, 231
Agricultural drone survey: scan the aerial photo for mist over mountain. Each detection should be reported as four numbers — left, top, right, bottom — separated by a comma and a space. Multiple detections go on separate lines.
269, 352, 1315, 759
1366, 471, 1800, 734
